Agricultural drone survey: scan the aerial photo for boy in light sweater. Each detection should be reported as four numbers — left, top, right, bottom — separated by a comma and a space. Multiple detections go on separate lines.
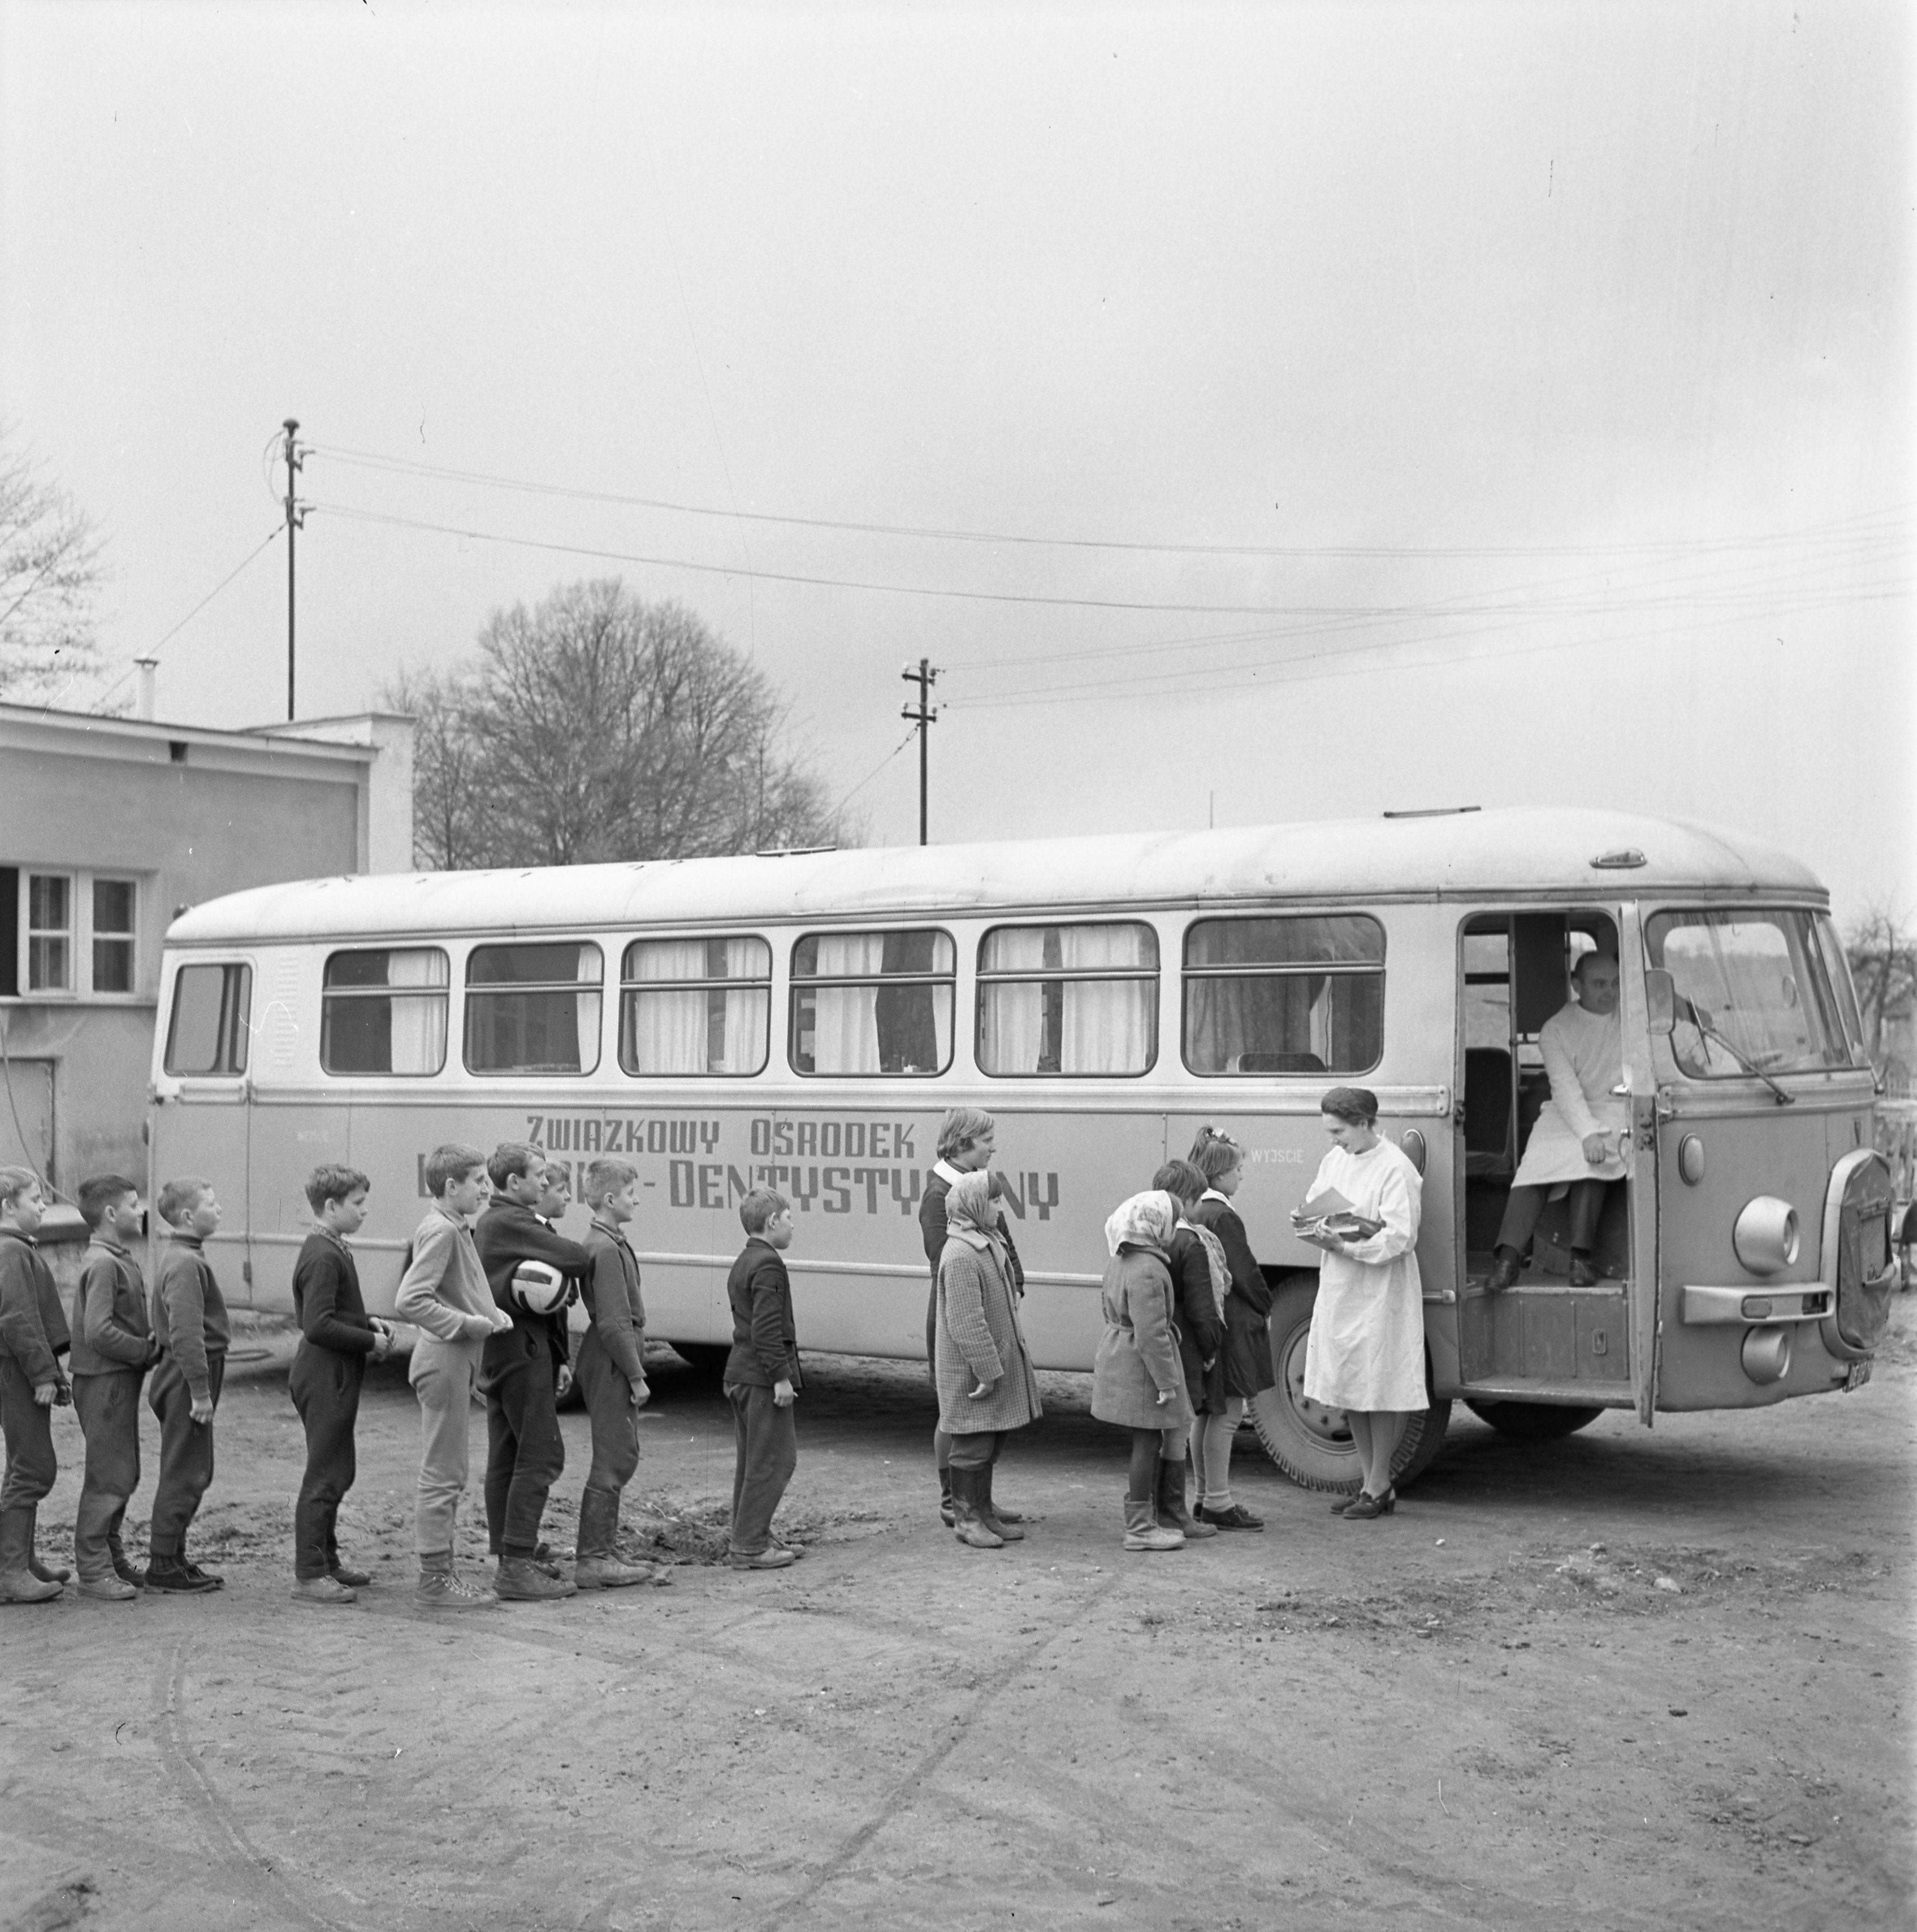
147, 1176, 230, 1593
395, 1143, 512, 1610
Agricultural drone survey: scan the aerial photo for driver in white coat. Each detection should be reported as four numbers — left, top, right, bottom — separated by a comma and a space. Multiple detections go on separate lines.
1489, 952, 1626, 1290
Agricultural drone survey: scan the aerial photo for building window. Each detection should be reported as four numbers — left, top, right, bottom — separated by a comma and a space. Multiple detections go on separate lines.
1183, 914, 1385, 1074
321, 948, 450, 1076
620, 937, 770, 1076
27, 874, 71, 992
164, 962, 253, 1076
91, 879, 136, 994
790, 929, 954, 1075
977, 922, 1158, 1076
465, 942, 603, 1076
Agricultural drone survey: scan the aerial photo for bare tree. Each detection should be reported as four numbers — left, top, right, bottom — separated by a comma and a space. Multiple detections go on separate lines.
1846, 905, 1917, 1071
0, 425, 106, 701
387, 579, 848, 869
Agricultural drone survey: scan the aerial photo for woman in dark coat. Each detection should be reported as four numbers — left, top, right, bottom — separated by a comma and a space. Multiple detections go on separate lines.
1184, 1127, 1273, 1531
1150, 1158, 1223, 1541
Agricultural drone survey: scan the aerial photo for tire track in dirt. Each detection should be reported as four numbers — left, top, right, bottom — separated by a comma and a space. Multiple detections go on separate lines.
151, 1637, 366, 1932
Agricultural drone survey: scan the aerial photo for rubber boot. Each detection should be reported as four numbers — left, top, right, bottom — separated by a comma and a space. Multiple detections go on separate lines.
0, 1507, 62, 1603
978, 1464, 1025, 1541
949, 1467, 1004, 1550
1156, 1458, 1216, 1539
938, 1468, 955, 1528
573, 1487, 660, 1590
1122, 1493, 1184, 1553
414, 1548, 498, 1611
25, 1507, 70, 1584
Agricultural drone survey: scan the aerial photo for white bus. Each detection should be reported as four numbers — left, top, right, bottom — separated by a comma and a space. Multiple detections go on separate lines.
149, 807, 1897, 1491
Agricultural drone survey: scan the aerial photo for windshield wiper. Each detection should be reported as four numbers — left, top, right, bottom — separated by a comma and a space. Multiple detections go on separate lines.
1688, 1005, 1794, 1105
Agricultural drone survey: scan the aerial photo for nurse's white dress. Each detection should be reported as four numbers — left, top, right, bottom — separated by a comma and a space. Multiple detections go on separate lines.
1510, 1001, 1628, 1190
1300, 1137, 1427, 1413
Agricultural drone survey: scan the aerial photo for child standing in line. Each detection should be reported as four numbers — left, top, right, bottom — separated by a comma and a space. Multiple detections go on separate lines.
289, 1164, 392, 1605
147, 1176, 231, 1592
395, 1143, 510, 1611
571, 1157, 665, 1590
70, 1174, 160, 1600
723, 1188, 802, 1572
473, 1143, 590, 1603
0, 1168, 71, 1605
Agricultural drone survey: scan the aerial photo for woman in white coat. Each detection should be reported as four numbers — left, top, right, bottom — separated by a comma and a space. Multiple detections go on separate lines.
1295, 1086, 1425, 1521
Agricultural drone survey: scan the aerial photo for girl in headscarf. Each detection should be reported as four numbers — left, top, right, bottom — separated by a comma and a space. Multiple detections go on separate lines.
1150, 1159, 1224, 1541
934, 1169, 1042, 1549
1184, 1127, 1274, 1530
1091, 1191, 1193, 1552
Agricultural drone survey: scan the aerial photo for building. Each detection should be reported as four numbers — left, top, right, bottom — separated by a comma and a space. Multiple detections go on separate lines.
0, 702, 413, 1196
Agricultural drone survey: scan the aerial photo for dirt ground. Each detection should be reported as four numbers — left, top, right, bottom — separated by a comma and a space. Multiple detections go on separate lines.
2, 1300, 1912, 1932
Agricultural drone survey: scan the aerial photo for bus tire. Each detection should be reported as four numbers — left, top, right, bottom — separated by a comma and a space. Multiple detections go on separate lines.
669, 1342, 730, 1376
1247, 1276, 1451, 1493
1464, 1399, 1605, 1441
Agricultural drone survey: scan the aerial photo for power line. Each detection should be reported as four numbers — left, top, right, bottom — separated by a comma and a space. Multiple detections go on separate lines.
308, 440, 1913, 564
826, 724, 918, 822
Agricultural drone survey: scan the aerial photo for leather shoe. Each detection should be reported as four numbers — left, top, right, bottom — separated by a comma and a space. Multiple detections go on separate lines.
330, 1562, 372, 1588
1196, 1502, 1264, 1531
1328, 1493, 1358, 1515
1567, 1255, 1599, 1287
1487, 1249, 1522, 1291
729, 1546, 796, 1571
1341, 1487, 1397, 1520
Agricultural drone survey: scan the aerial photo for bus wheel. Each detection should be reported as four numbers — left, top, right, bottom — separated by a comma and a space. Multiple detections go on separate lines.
1247, 1277, 1451, 1493
669, 1342, 730, 1376
1464, 1399, 1605, 1441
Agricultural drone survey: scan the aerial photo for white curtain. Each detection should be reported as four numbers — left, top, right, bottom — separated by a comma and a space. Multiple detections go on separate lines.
1059, 925, 1152, 1073
718, 938, 769, 1074
572, 945, 604, 1072
809, 934, 886, 1073
979, 927, 1046, 1073
626, 940, 708, 1073
387, 948, 448, 1075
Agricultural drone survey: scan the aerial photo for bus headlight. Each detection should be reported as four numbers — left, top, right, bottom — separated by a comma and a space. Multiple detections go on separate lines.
1741, 1326, 1792, 1385
1733, 1197, 1800, 1276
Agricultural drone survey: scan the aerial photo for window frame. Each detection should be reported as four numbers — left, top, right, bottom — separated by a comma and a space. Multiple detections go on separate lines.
24, 869, 74, 994
89, 876, 139, 997
974, 919, 1160, 1079
3, 868, 144, 1003
320, 945, 452, 1079
162, 959, 254, 1078
788, 926, 957, 1078
1180, 911, 1387, 1078
462, 940, 605, 1079
618, 933, 773, 1079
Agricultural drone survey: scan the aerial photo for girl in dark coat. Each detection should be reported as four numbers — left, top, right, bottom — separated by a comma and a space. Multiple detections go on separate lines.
1184, 1127, 1273, 1531
1150, 1159, 1224, 1541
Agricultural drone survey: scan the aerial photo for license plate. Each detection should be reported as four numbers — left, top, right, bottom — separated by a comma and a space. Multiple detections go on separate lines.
1846, 1360, 1873, 1391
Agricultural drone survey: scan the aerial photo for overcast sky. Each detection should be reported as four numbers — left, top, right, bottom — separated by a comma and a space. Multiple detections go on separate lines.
2, 1, 1910, 922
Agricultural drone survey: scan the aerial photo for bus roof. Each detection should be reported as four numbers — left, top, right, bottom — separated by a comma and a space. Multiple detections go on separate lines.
163, 807, 1826, 946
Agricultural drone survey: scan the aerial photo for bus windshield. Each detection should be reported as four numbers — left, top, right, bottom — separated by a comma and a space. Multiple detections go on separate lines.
1645, 908, 1860, 1079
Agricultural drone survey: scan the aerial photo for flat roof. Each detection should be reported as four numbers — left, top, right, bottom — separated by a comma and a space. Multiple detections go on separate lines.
163, 808, 1826, 947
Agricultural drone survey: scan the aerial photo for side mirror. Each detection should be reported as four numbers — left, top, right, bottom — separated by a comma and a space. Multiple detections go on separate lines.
1645, 968, 1677, 1037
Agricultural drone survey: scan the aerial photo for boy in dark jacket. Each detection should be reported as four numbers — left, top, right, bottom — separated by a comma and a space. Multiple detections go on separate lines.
474, 1142, 590, 1601
147, 1175, 231, 1592
0, 1167, 71, 1604
70, 1174, 160, 1599
724, 1188, 802, 1572
289, 1164, 392, 1605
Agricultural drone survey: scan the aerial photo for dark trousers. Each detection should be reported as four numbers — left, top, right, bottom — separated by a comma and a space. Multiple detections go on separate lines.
290, 1344, 364, 1580
573, 1333, 640, 1494
0, 1356, 57, 1511
1497, 1178, 1618, 1257
945, 1428, 1004, 1472
71, 1370, 143, 1575
148, 1351, 225, 1555
724, 1381, 798, 1556
483, 1341, 565, 1559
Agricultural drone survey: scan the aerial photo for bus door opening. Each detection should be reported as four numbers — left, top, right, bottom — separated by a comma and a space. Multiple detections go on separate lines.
1455, 911, 1632, 1392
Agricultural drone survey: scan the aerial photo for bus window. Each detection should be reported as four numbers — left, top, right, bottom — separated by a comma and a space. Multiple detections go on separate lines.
165, 962, 252, 1076
321, 947, 450, 1076
977, 922, 1157, 1075
1646, 909, 1856, 1079
620, 937, 771, 1076
791, 929, 953, 1076
1183, 914, 1383, 1075
465, 942, 603, 1076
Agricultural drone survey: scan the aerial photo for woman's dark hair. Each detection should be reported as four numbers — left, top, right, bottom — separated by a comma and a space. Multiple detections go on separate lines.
1320, 1085, 1379, 1125
1152, 1158, 1207, 1202
1186, 1126, 1243, 1182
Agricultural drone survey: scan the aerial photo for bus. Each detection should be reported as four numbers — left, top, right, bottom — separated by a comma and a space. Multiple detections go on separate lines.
149, 806, 1898, 1492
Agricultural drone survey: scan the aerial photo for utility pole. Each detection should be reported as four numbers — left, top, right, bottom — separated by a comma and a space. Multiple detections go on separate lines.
281, 418, 306, 721
900, 657, 939, 845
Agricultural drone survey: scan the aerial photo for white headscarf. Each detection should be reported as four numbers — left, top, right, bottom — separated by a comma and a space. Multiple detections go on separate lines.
1104, 1190, 1178, 1260
945, 1170, 1007, 1264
